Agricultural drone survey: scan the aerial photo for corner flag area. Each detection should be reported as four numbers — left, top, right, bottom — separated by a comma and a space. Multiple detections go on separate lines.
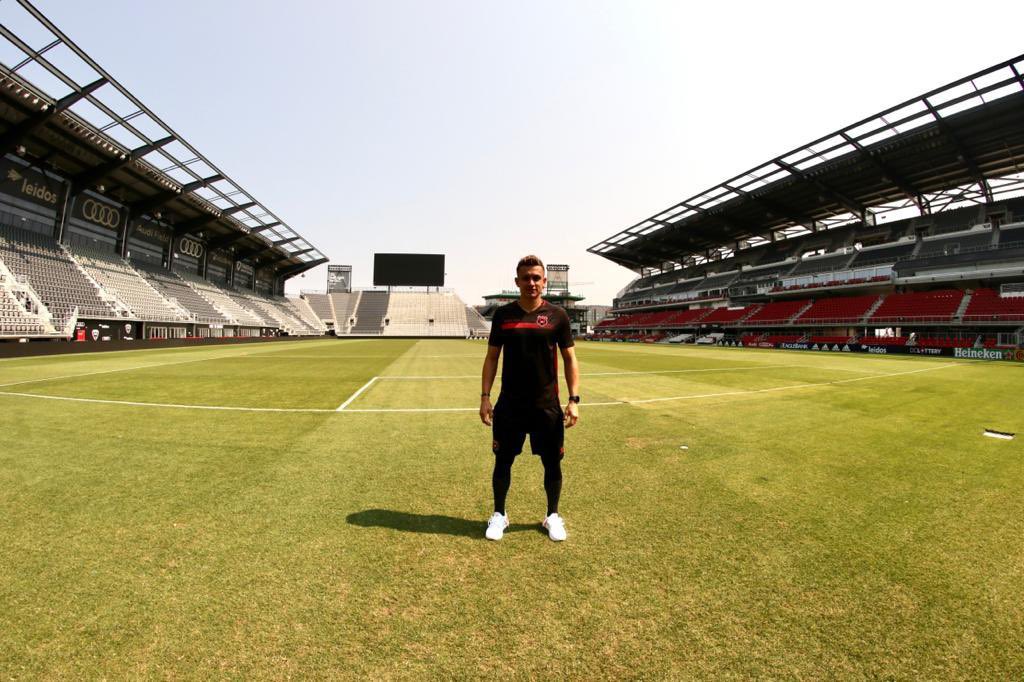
1, 339, 1020, 677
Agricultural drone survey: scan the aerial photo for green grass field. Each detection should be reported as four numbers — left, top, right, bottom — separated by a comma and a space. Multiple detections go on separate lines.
1, 338, 1021, 679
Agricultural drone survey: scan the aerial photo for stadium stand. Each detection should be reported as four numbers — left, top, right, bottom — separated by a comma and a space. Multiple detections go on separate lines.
174, 270, 268, 327
744, 299, 812, 325
0, 8, 330, 344
867, 289, 965, 323
287, 297, 326, 333
351, 291, 389, 334
330, 292, 360, 333
68, 245, 189, 322
242, 294, 314, 335
0, 286, 46, 336
847, 239, 917, 268
916, 228, 994, 258
466, 305, 490, 336
795, 294, 881, 323
789, 251, 855, 276
381, 292, 469, 337
701, 306, 755, 325
0, 224, 117, 326
962, 288, 1024, 322
303, 293, 335, 325
135, 263, 229, 323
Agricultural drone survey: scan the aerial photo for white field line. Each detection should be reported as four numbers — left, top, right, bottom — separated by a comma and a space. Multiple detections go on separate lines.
0, 338, 342, 363
377, 364, 883, 380
0, 363, 961, 414
0, 353, 241, 389
0, 390, 333, 413
336, 376, 379, 411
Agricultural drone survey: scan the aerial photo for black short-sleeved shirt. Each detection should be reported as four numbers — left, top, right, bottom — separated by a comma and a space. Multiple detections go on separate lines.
488, 300, 574, 408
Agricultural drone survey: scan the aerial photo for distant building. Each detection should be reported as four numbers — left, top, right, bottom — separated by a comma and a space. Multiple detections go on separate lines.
480, 289, 588, 335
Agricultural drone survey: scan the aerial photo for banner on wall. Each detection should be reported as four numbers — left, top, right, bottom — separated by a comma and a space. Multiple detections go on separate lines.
71, 193, 126, 233
132, 220, 171, 247
0, 157, 65, 209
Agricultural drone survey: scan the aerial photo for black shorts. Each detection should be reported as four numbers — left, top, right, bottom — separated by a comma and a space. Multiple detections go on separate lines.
492, 399, 564, 459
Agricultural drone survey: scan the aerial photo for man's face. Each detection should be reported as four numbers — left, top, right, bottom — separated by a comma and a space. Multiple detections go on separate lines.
515, 265, 546, 300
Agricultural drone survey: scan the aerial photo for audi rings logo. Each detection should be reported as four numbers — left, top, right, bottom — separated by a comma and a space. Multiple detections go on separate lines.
179, 237, 204, 258
81, 199, 122, 228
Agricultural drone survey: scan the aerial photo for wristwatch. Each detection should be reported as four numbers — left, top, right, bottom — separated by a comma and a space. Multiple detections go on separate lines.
568, 395, 581, 404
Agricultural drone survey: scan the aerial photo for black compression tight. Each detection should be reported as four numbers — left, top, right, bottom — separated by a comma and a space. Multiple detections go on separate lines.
492, 452, 563, 517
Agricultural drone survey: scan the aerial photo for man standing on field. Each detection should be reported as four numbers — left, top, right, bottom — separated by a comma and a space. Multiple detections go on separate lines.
479, 255, 580, 542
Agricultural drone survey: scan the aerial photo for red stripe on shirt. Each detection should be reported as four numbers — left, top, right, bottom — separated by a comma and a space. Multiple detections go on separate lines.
553, 345, 559, 396
501, 322, 541, 330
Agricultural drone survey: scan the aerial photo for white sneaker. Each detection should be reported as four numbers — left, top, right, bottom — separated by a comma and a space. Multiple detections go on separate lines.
485, 512, 509, 541
542, 513, 567, 542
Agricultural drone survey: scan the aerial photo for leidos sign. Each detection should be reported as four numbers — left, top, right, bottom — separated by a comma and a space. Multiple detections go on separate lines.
954, 347, 1024, 362
2, 161, 63, 207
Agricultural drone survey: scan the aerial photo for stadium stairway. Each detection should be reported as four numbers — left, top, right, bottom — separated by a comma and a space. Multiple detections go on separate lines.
351, 291, 389, 334
330, 292, 360, 334
862, 294, 887, 321
953, 291, 973, 321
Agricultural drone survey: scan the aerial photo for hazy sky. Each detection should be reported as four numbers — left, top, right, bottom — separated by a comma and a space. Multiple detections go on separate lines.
26, 0, 1024, 304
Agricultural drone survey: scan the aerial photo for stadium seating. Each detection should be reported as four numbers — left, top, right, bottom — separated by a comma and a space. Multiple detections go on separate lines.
744, 299, 811, 325
241, 293, 317, 335
962, 288, 1024, 322
68, 245, 189, 322
916, 229, 993, 258
135, 263, 229, 323
286, 298, 326, 333
0, 223, 117, 325
351, 291, 389, 334
788, 252, 854, 276
847, 240, 916, 267
466, 306, 489, 336
383, 292, 469, 336
303, 293, 335, 323
330, 292, 360, 332
867, 289, 964, 323
663, 308, 712, 326
0, 286, 46, 336
174, 269, 268, 327
795, 294, 881, 323
701, 306, 755, 324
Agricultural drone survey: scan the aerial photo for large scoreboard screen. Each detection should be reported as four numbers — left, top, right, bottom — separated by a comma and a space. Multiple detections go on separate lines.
373, 253, 445, 286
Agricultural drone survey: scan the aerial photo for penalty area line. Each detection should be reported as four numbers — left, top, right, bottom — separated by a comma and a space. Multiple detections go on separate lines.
0, 362, 960, 414
336, 376, 379, 411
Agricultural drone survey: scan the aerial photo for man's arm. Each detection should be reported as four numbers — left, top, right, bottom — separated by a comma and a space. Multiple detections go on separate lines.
561, 345, 580, 428
480, 345, 500, 425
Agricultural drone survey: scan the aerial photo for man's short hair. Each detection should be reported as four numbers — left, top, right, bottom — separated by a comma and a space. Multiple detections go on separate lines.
517, 254, 545, 274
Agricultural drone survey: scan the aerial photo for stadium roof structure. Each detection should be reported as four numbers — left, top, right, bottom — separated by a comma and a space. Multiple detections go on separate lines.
589, 54, 1024, 274
0, 0, 326, 279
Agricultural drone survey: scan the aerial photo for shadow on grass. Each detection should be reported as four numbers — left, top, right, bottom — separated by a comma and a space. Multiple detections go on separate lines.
346, 509, 543, 538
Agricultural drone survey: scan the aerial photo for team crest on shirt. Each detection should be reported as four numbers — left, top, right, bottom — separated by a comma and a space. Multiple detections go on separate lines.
536, 315, 549, 327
